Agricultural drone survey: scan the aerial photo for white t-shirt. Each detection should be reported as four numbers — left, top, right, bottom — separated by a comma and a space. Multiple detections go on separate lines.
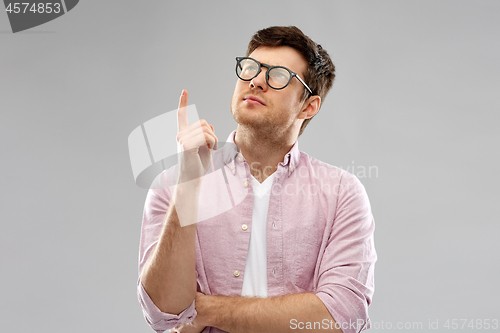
241, 172, 275, 298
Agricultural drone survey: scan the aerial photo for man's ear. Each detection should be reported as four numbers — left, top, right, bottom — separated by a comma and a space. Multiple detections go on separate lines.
298, 95, 321, 120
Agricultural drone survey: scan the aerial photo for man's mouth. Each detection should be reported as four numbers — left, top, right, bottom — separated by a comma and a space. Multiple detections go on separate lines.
243, 95, 266, 106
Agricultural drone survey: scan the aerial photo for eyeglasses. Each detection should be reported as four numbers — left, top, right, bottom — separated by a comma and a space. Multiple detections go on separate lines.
235, 57, 312, 94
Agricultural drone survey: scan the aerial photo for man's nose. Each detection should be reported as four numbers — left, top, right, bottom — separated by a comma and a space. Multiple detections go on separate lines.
249, 69, 268, 91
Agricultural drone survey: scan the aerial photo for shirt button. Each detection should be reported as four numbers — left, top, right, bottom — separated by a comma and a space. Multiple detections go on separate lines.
243, 180, 249, 187
241, 224, 248, 231
238, 155, 243, 162
230, 164, 234, 170
234, 270, 240, 277
289, 166, 294, 172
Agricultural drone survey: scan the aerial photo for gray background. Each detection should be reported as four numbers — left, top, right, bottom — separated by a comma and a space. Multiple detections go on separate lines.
1, 1, 498, 332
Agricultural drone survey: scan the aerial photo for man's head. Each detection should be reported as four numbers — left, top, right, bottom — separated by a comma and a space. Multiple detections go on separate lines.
231, 26, 335, 137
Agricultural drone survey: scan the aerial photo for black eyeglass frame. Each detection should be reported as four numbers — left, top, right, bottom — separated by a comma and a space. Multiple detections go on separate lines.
235, 57, 313, 95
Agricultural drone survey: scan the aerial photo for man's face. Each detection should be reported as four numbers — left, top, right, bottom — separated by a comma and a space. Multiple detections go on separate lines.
231, 46, 309, 136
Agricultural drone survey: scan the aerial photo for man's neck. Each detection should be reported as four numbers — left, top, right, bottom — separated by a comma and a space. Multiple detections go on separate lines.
234, 125, 297, 183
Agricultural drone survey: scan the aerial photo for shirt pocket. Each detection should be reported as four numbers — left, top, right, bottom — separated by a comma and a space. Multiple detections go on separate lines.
293, 232, 321, 291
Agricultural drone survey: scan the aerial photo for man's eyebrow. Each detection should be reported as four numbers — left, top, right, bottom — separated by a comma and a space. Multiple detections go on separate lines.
259, 59, 288, 68
252, 57, 304, 75
250, 57, 279, 67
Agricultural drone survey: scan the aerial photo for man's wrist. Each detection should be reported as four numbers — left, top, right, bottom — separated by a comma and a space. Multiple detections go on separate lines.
196, 293, 227, 328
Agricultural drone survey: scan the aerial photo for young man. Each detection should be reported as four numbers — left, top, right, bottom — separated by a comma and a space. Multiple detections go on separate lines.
137, 26, 376, 333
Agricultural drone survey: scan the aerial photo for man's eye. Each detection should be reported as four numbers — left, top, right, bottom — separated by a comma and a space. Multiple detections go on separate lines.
270, 70, 288, 80
243, 65, 258, 72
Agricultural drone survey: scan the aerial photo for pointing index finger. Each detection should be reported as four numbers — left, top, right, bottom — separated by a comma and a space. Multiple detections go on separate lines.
177, 89, 189, 132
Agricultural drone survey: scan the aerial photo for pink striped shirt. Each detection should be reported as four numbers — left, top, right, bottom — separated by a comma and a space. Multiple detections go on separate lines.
137, 130, 376, 333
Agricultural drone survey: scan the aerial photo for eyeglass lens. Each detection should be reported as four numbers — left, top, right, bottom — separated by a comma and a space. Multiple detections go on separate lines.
237, 58, 291, 89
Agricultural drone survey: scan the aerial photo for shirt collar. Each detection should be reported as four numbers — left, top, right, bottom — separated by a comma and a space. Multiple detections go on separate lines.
223, 130, 300, 177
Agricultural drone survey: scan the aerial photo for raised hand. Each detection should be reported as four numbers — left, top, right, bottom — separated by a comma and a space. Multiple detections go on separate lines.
176, 89, 218, 187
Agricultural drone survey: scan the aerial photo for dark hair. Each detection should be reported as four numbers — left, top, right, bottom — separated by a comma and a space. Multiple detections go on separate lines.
246, 26, 335, 136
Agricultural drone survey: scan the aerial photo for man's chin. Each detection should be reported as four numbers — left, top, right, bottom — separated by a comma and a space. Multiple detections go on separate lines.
235, 116, 278, 132
232, 104, 275, 128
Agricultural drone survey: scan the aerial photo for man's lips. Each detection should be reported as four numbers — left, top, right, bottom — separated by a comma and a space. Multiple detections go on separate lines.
243, 95, 266, 106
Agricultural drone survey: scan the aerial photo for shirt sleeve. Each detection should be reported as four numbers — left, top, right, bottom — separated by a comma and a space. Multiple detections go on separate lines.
137, 277, 197, 333
137, 170, 198, 332
315, 172, 377, 333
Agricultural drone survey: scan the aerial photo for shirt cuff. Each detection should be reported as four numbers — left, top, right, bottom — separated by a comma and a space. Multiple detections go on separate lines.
316, 291, 369, 333
137, 278, 197, 332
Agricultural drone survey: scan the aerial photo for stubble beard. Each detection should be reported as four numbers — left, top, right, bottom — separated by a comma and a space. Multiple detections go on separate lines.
230, 90, 305, 146
231, 99, 284, 139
